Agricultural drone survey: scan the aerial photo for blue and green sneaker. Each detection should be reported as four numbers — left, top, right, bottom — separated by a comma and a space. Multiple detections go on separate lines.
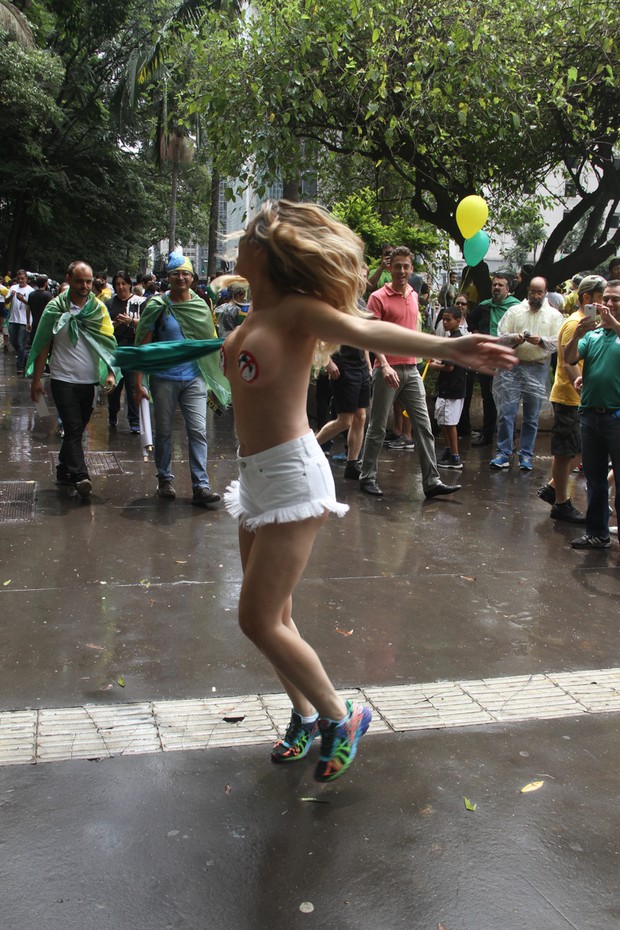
271, 710, 320, 763
314, 700, 372, 782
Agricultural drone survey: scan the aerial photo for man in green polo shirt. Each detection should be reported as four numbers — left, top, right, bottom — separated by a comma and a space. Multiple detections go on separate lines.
564, 278, 620, 549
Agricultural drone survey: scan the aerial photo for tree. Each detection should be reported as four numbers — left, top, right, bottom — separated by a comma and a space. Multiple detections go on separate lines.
0, 0, 34, 47
187, 0, 620, 281
117, 0, 238, 264
0, 1, 179, 273
332, 187, 439, 262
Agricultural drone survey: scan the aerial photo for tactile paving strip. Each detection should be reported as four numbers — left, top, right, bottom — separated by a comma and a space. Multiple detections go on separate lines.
0, 481, 36, 523
48, 451, 124, 476
1, 667, 619, 766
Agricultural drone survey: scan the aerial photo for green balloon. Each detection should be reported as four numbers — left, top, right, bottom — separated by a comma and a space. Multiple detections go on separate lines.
463, 230, 490, 267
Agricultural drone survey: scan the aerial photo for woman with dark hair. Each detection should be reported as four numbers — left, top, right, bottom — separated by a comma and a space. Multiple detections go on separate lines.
106, 271, 143, 432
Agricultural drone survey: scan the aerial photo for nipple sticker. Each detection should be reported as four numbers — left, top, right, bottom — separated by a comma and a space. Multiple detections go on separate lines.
238, 349, 259, 383
219, 346, 226, 373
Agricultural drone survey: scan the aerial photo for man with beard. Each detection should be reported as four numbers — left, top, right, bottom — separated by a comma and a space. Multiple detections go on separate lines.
466, 272, 521, 446
490, 277, 562, 470
134, 254, 228, 506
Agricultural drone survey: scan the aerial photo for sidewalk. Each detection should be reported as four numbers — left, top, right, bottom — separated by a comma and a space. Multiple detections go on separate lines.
0, 348, 619, 930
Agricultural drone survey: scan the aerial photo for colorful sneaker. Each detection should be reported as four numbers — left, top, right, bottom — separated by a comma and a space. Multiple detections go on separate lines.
518, 453, 533, 471
489, 453, 510, 469
314, 700, 372, 783
438, 447, 452, 466
271, 711, 320, 763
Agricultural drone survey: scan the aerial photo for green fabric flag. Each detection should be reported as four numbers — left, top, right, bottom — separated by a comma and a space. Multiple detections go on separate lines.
25, 289, 119, 385
135, 292, 231, 407
115, 339, 223, 373
483, 294, 521, 336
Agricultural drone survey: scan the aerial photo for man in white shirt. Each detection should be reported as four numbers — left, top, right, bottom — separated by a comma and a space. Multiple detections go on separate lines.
490, 276, 562, 470
29, 262, 116, 499
7, 269, 33, 374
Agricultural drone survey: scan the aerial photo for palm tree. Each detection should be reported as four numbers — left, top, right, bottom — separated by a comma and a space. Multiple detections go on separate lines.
0, 0, 35, 48
118, 0, 233, 260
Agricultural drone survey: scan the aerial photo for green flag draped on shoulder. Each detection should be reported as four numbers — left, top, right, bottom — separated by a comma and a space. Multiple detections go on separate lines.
132, 292, 231, 408
25, 289, 119, 385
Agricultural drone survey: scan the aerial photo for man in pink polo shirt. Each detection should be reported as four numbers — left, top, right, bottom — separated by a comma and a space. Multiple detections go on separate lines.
359, 246, 461, 499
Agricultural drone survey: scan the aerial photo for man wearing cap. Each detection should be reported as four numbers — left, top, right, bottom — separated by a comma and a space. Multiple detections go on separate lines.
563, 278, 620, 550
490, 277, 562, 470
537, 274, 606, 522
134, 253, 227, 506
217, 284, 249, 337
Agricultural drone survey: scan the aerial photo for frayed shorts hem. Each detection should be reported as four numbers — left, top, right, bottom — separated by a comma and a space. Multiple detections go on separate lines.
224, 480, 348, 531
223, 431, 349, 532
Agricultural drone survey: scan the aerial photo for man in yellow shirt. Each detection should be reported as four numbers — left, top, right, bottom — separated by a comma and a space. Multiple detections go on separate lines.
537, 274, 606, 521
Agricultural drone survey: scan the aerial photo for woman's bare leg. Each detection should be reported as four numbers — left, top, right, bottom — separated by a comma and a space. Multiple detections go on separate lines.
238, 517, 347, 721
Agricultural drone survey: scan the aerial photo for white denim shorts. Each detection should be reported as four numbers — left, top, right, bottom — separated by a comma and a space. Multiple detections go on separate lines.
224, 431, 349, 531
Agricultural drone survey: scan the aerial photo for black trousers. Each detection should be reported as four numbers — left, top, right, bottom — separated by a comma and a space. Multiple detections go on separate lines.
51, 379, 95, 482
462, 371, 497, 438
107, 369, 139, 427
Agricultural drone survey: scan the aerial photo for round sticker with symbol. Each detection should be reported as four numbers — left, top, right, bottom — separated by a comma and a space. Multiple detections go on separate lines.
238, 350, 259, 383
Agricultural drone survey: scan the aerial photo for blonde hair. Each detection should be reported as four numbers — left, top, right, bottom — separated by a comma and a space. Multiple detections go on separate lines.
248, 200, 365, 315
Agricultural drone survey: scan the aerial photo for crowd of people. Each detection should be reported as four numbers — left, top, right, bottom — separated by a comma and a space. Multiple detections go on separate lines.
2, 203, 619, 782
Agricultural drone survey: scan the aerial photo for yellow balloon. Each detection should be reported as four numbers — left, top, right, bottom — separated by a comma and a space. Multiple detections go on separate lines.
456, 195, 489, 239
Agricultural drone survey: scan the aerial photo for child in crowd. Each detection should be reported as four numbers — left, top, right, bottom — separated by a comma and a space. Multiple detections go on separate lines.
430, 306, 467, 470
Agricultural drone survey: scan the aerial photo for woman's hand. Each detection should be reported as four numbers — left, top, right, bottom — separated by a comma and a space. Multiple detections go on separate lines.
447, 335, 518, 376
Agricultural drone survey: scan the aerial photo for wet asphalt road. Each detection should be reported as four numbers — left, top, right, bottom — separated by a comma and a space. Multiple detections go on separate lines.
0, 349, 619, 930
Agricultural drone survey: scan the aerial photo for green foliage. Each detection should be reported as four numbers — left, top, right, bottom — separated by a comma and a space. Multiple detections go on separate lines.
187, 0, 620, 279
0, 1, 186, 274
332, 187, 439, 261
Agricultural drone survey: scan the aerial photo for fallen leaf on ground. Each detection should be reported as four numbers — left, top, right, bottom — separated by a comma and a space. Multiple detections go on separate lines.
224, 783, 232, 794
336, 628, 354, 636
520, 780, 544, 793
222, 715, 245, 723
463, 797, 477, 811
85, 643, 105, 651
3, 580, 11, 586
460, 575, 476, 582
175, 560, 188, 564
117, 676, 125, 687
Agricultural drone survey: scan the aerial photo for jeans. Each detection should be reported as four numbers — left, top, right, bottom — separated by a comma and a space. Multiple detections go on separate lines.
360, 365, 441, 492
150, 376, 211, 489
107, 369, 139, 428
496, 365, 548, 457
580, 409, 620, 538
50, 379, 95, 482
8, 322, 29, 371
